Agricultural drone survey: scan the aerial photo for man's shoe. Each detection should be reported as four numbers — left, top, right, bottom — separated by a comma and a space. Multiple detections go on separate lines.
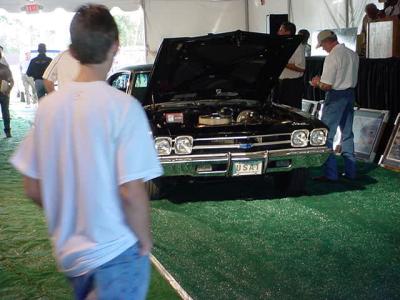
340, 173, 356, 180
312, 175, 337, 182
4, 130, 11, 138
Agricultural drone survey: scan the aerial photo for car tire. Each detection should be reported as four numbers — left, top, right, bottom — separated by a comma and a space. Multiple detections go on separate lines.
273, 168, 308, 196
145, 179, 162, 200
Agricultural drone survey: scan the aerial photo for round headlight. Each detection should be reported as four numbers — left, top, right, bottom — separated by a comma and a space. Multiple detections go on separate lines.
174, 136, 193, 155
310, 129, 328, 146
155, 137, 172, 156
291, 130, 309, 147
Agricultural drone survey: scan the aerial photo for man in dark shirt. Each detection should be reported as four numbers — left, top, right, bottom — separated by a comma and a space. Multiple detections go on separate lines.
0, 52, 14, 138
26, 43, 52, 99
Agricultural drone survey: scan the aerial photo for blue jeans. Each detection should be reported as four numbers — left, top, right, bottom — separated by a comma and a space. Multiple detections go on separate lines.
69, 243, 150, 300
321, 89, 356, 180
0, 94, 10, 131
34, 79, 46, 99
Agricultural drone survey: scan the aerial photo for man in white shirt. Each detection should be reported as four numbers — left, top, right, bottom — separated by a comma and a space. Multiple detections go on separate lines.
273, 22, 306, 109
311, 30, 359, 181
10, 4, 162, 299
42, 49, 80, 93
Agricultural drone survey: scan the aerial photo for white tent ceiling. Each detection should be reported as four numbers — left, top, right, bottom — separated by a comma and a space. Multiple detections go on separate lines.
0, 0, 141, 12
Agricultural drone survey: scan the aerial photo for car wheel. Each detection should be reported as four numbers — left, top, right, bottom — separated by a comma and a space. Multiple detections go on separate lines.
273, 168, 308, 196
145, 179, 162, 200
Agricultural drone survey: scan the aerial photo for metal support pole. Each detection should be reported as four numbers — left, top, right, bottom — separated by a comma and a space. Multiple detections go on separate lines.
141, 0, 149, 63
245, 0, 249, 31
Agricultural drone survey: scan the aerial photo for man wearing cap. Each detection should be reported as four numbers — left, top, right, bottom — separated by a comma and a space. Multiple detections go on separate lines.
26, 43, 52, 99
311, 30, 359, 181
273, 22, 306, 109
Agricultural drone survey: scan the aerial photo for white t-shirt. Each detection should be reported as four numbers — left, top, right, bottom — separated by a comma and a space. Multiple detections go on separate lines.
279, 44, 306, 79
320, 44, 359, 90
42, 50, 80, 88
10, 81, 163, 277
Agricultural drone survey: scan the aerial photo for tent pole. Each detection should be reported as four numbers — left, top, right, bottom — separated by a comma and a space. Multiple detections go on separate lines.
245, 0, 249, 31
345, 0, 349, 28
141, 0, 149, 63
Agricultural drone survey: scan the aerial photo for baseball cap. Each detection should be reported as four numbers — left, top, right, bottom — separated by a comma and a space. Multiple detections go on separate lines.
316, 30, 337, 48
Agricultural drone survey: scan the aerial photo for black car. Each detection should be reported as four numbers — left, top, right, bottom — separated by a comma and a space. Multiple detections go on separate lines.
108, 31, 330, 198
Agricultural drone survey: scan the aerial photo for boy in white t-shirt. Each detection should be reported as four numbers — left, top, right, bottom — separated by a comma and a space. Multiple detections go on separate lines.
10, 4, 162, 299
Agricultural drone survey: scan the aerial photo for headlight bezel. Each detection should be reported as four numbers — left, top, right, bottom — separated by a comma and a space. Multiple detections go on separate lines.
291, 129, 309, 148
174, 135, 194, 155
310, 128, 328, 146
155, 137, 173, 156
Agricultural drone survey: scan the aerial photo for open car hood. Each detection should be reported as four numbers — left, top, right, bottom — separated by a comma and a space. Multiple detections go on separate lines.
145, 30, 302, 105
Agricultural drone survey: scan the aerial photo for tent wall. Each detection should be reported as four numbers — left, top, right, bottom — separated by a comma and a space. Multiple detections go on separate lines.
143, 0, 246, 62
291, 0, 384, 34
248, 0, 289, 33
0, 0, 140, 12
248, 0, 384, 35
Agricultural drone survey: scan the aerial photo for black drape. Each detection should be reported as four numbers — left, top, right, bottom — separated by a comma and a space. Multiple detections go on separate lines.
303, 57, 400, 160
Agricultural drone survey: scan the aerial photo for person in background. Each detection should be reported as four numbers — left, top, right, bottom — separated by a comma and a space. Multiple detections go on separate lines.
26, 43, 52, 99
361, 4, 382, 34
42, 49, 80, 93
0, 50, 14, 138
298, 29, 311, 57
273, 22, 306, 109
10, 4, 162, 299
384, 0, 400, 16
311, 30, 359, 181
0, 46, 9, 66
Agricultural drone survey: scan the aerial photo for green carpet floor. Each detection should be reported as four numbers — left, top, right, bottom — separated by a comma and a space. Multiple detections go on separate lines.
151, 159, 400, 298
0, 110, 178, 299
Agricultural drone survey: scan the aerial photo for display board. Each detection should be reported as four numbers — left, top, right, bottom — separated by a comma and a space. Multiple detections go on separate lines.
327, 108, 389, 162
379, 113, 400, 171
301, 99, 320, 117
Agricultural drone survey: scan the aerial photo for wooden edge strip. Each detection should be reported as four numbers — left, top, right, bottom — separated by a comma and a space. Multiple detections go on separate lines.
150, 254, 193, 300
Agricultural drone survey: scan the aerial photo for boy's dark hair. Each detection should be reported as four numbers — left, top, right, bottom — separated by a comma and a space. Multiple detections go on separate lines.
281, 22, 296, 35
69, 4, 119, 64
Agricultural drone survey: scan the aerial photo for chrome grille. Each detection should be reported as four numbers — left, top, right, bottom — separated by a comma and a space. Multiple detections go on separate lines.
192, 133, 291, 153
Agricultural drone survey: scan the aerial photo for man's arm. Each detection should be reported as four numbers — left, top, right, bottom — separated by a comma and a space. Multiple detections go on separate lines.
43, 79, 55, 93
119, 179, 153, 256
311, 76, 333, 91
23, 176, 42, 208
286, 63, 305, 73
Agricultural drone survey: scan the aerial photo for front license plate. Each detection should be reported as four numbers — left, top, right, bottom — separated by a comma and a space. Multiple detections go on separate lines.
232, 161, 263, 176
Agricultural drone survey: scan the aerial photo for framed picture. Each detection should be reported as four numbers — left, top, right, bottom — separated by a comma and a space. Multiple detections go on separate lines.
301, 99, 321, 117
379, 113, 400, 171
330, 108, 390, 162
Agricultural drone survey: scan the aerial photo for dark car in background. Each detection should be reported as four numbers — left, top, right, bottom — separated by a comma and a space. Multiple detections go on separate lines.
108, 31, 330, 198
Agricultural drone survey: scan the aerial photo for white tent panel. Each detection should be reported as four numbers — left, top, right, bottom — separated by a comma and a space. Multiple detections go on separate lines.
248, 0, 289, 33
291, 0, 384, 34
291, 0, 347, 34
144, 0, 246, 62
0, 0, 141, 12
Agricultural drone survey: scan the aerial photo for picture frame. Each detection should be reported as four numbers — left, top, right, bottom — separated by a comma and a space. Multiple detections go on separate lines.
301, 99, 321, 117
331, 108, 390, 162
379, 113, 400, 171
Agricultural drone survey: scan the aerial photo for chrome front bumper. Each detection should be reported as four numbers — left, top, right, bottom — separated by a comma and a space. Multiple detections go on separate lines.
159, 147, 331, 177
